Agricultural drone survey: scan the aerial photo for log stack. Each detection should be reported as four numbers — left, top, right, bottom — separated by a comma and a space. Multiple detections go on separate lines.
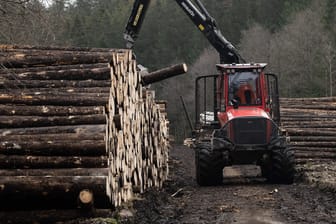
280, 97, 336, 164
106, 50, 170, 207
0, 45, 170, 215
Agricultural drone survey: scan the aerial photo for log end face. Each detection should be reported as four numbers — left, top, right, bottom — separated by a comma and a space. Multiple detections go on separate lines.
79, 189, 94, 205
182, 63, 188, 73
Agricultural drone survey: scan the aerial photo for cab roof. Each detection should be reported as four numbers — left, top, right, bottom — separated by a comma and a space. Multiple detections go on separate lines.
216, 63, 267, 71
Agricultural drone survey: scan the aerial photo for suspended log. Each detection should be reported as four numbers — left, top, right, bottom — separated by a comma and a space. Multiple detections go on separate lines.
0, 140, 106, 156
141, 63, 188, 85
0, 94, 109, 106
0, 114, 107, 128
0, 105, 105, 116
0, 155, 107, 169
0, 125, 106, 136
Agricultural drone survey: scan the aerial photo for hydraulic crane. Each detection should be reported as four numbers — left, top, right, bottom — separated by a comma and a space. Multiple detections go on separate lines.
124, 0, 243, 64
124, 0, 295, 186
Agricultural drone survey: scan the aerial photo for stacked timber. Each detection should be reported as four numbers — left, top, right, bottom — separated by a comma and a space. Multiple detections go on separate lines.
280, 97, 336, 164
0, 45, 170, 216
106, 51, 170, 207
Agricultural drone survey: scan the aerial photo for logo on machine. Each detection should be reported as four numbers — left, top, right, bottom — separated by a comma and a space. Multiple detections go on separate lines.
181, 2, 195, 17
133, 4, 144, 26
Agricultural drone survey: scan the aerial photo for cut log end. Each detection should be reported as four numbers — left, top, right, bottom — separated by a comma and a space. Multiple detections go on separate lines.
181, 63, 188, 73
78, 189, 94, 210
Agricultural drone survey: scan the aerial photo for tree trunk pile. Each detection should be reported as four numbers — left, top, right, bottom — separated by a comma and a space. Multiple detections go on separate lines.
280, 97, 336, 164
0, 45, 170, 216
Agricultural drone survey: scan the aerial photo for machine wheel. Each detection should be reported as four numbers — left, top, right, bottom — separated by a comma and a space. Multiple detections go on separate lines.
195, 142, 223, 186
267, 146, 295, 184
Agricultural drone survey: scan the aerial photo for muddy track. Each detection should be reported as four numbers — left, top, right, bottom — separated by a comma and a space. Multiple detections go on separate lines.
128, 145, 336, 224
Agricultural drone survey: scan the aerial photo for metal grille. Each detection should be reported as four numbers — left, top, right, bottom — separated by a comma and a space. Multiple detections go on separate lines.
231, 118, 268, 145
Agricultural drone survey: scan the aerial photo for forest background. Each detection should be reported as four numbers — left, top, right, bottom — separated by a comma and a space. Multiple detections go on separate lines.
1, 0, 335, 141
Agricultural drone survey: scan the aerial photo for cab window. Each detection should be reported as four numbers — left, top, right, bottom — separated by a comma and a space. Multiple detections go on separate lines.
228, 71, 261, 105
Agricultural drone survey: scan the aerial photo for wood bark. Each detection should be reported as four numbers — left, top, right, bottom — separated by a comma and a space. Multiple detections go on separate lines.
286, 129, 336, 136
0, 87, 110, 95
0, 155, 107, 169
0, 63, 107, 74
141, 63, 188, 85
0, 45, 170, 210
0, 94, 109, 106
291, 142, 336, 147
295, 158, 334, 164
292, 147, 336, 152
0, 124, 106, 136
0, 114, 107, 128
0, 67, 110, 80
281, 97, 336, 102
295, 152, 336, 159
0, 132, 104, 141
0, 168, 108, 176
0, 140, 106, 156
0, 52, 117, 68
0, 80, 111, 89
281, 97, 336, 165
0, 105, 105, 116
0, 44, 127, 52
0, 176, 110, 210
290, 136, 336, 142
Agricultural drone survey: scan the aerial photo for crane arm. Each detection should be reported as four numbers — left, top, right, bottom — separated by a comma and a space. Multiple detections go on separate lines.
124, 0, 151, 49
124, 0, 244, 64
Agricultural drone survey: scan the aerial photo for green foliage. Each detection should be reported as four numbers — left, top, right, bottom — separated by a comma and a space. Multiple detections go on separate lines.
239, 1, 335, 98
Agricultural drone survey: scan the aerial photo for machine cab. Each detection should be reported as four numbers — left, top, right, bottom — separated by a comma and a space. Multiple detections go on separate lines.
217, 64, 273, 125
195, 63, 280, 131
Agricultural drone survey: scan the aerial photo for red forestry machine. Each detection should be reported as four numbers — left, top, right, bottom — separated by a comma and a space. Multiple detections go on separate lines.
125, 0, 295, 185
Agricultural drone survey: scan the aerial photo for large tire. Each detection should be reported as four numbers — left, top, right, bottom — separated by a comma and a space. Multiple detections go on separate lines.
195, 142, 223, 186
267, 146, 295, 184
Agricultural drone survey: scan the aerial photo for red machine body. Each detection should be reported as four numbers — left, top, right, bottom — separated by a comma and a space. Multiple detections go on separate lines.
216, 63, 271, 126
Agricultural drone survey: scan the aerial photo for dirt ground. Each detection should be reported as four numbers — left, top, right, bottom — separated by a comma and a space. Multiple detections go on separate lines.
125, 145, 336, 224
